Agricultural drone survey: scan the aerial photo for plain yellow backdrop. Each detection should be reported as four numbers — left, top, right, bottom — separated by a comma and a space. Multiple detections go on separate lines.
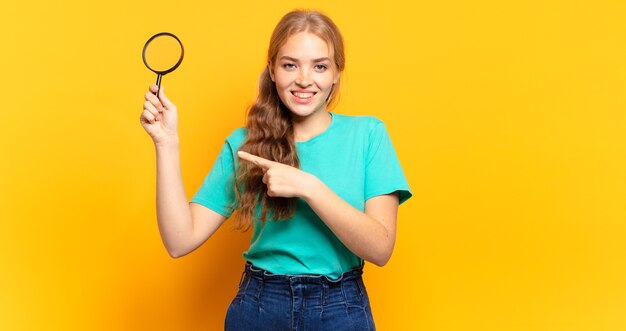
2, 0, 625, 330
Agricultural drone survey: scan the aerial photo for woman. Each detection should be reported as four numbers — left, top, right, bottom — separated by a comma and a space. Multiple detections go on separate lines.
140, 9, 411, 331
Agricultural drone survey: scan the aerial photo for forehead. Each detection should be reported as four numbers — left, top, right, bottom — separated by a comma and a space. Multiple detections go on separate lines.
277, 32, 332, 59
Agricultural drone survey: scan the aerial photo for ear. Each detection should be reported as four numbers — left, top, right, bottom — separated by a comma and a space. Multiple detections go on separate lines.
268, 63, 275, 82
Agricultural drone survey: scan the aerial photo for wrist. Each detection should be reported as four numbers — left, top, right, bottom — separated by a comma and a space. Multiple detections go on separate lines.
155, 135, 180, 149
301, 174, 323, 202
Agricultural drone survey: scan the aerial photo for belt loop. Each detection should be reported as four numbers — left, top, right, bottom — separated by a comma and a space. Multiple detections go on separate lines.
322, 281, 328, 306
238, 269, 246, 288
340, 277, 348, 304
355, 277, 365, 298
255, 274, 264, 301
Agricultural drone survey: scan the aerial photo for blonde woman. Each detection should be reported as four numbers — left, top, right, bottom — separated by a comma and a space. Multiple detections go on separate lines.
140, 9, 411, 331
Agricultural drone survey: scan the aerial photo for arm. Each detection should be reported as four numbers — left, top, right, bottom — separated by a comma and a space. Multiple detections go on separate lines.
237, 151, 400, 266
155, 140, 227, 258
302, 181, 399, 266
141, 85, 226, 258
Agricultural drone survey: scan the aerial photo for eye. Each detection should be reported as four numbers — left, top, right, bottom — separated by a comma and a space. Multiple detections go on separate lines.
314, 64, 328, 72
282, 63, 296, 70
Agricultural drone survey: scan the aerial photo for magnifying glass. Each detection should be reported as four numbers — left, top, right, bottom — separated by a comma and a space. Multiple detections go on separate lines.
142, 32, 184, 98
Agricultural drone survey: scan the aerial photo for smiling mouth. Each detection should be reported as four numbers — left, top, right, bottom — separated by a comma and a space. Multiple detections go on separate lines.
291, 91, 316, 99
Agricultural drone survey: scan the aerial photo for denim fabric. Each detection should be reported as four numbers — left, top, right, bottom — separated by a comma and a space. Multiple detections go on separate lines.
225, 262, 376, 331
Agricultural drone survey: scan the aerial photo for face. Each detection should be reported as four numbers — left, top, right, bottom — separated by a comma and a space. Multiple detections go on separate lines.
269, 32, 339, 120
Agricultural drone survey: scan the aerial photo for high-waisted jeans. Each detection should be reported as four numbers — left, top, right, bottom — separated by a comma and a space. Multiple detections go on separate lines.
224, 262, 376, 331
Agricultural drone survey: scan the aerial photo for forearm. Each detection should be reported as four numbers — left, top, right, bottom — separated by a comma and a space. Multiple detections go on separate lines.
302, 179, 394, 266
155, 138, 194, 257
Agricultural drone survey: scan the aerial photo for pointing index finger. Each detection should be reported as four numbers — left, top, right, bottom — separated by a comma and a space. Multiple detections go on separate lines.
237, 151, 274, 169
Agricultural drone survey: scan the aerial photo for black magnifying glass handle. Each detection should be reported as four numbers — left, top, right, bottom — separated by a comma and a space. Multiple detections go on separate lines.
155, 73, 163, 98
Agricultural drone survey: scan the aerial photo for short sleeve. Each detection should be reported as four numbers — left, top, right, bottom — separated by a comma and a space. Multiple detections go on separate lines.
190, 141, 237, 218
365, 121, 412, 204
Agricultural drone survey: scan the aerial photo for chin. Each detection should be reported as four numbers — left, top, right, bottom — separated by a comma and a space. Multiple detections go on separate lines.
287, 104, 325, 118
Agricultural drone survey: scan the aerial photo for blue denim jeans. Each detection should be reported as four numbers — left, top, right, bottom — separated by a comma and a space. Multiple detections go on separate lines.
225, 262, 376, 331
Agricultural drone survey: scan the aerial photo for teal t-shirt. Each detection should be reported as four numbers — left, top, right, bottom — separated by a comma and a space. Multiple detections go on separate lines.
190, 112, 412, 279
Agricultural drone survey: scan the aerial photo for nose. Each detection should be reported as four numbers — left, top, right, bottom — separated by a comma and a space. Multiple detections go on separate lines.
295, 69, 312, 87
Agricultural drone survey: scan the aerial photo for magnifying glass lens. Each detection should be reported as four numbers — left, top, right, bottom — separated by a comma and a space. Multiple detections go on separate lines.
142, 32, 184, 98
144, 35, 184, 72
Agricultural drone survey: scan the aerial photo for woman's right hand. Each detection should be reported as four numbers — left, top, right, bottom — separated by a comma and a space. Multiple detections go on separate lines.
140, 85, 179, 145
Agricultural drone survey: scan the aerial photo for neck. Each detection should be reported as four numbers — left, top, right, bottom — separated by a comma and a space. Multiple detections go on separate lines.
292, 110, 332, 143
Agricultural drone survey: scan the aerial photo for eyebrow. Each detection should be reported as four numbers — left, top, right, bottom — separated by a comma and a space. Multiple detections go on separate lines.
279, 56, 331, 63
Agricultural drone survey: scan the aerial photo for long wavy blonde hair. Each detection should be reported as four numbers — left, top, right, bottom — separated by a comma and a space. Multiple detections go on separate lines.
232, 10, 346, 231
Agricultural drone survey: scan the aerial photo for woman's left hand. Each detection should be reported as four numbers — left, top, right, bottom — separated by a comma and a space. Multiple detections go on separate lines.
237, 151, 318, 199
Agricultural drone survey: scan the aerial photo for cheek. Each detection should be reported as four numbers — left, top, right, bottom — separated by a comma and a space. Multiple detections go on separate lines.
322, 71, 337, 85
319, 76, 336, 91
273, 81, 292, 104
273, 76, 292, 91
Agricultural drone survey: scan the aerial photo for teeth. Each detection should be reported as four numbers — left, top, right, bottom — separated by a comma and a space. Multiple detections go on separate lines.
293, 92, 314, 99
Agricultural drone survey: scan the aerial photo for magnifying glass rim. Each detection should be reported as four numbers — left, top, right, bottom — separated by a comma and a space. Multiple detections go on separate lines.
142, 32, 184, 75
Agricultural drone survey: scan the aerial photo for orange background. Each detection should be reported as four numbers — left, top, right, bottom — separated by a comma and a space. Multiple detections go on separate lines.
2, 0, 625, 330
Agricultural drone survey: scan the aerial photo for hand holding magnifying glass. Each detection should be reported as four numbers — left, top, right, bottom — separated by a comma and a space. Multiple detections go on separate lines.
140, 32, 184, 145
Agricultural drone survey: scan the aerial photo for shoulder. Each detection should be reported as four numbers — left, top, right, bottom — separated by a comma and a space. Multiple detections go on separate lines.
225, 127, 247, 149
332, 112, 384, 127
332, 113, 387, 137
333, 113, 383, 126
